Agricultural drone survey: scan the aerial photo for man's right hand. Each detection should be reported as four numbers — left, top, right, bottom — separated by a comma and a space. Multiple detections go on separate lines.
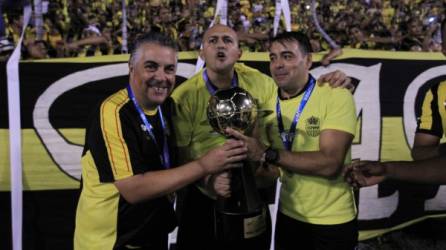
197, 139, 247, 174
225, 128, 266, 162
344, 160, 387, 188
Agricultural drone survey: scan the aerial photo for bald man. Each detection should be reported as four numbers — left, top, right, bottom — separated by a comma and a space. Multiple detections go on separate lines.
171, 24, 352, 250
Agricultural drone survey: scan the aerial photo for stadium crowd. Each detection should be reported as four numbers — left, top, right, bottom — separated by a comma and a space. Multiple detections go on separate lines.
0, 0, 445, 59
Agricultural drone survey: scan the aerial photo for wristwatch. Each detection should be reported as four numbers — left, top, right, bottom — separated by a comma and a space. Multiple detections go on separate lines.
263, 147, 280, 164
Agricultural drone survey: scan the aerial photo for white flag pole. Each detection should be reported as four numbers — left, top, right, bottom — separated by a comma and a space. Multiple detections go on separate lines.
281, 0, 292, 32
273, 0, 282, 36
311, 0, 339, 49
7, 4, 32, 250
121, 0, 128, 53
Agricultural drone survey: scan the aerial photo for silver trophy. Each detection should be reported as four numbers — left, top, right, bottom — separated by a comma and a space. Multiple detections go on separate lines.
207, 87, 258, 135
207, 87, 268, 245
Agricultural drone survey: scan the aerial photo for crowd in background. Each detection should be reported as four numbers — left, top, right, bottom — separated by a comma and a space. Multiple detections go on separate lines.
0, 0, 445, 59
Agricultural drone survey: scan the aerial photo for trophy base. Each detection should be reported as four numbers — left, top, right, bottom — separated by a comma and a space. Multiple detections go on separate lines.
214, 206, 268, 243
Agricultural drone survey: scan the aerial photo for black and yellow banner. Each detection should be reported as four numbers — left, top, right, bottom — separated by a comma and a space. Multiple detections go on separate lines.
1, 49, 445, 241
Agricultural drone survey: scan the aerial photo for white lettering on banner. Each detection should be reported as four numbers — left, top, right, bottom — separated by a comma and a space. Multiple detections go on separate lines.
425, 186, 446, 211
312, 64, 400, 220
423, 160, 446, 211
312, 63, 382, 160
358, 185, 398, 220
33, 63, 196, 180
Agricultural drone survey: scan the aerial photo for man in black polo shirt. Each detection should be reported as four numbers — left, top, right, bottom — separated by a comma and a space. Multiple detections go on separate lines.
74, 32, 247, 250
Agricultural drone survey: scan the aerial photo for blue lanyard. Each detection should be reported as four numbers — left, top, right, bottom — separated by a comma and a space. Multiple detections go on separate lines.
203, 69, 238, 95
276, 76, 316, 151
126, 84, 171, 169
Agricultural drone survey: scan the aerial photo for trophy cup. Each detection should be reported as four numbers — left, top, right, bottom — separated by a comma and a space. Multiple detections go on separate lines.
207, 87, 268, 245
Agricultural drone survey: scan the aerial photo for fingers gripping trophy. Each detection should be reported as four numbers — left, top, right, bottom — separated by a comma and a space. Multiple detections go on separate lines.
207, 87, 269, 246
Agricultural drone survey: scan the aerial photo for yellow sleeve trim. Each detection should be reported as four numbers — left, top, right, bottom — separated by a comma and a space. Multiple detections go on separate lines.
100, 92, 133, 179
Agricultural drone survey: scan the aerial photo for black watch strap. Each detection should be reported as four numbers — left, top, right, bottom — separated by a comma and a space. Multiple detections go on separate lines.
264, 147, 280, 164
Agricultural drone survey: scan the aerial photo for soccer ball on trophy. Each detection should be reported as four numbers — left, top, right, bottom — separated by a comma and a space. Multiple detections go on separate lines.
207, 86, 258, 135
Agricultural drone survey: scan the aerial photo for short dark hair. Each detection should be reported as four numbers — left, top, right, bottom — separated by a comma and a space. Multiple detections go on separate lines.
129, 32, 178, 65
270, 31, 313, 55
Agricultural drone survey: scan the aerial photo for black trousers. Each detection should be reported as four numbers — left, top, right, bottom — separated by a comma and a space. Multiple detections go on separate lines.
176, 185, 271, 250
275, 212, 358, 250
116, 233, 168, 250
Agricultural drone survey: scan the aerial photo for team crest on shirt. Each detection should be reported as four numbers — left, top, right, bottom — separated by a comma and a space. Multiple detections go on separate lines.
305, 116, 320, 137
140, 123, 171, 139
140, 124, 151, 140
140, 124, 147, 132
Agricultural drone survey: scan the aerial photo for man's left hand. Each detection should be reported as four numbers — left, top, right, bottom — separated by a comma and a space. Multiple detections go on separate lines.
318, 70, 355, 92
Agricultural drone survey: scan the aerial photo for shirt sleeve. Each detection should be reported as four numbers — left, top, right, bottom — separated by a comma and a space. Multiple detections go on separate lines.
171, 87, 194, 148
98, 100, 134, 181
416, 84, 444, 137
321, 88, 357, 136
85, 98, 135, 183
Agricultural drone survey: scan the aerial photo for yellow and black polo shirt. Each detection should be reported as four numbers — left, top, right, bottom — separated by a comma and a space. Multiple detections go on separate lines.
74, 88, 177, 250
417, 81, 446, 138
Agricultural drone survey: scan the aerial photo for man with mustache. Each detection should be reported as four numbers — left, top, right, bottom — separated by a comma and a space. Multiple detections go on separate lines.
171, 24, 354, 250
74, 32, 247, 250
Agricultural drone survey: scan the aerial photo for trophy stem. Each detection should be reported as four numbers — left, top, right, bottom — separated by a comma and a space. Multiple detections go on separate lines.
214, 161, 268, 244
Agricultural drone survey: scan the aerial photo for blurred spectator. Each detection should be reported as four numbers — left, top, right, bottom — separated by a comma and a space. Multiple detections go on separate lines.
65, 24, 112, 57
1, 0, 28, 54
349, 26, 369, 49
152, 6, 178, 40
442, 18, 446, 56
2, 0, 445, 59
400, 18, 425, 51
24, 39, 48, 59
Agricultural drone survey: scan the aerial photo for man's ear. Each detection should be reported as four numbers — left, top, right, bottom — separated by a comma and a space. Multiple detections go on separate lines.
128, 62, 133, 73
237, 47, 242, 59
305, 53, 313, 70
199, 49, 204, 60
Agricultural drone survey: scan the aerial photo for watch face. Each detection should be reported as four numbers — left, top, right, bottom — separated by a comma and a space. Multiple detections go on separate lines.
266, 148, 279, 163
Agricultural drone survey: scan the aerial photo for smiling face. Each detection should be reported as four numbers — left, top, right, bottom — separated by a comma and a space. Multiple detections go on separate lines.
200, 24, 242, 75
269, 40, 312, 95
129, 42, 177, 110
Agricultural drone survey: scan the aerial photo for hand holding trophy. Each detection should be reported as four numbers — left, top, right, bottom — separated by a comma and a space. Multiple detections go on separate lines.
207, 87, 269, 246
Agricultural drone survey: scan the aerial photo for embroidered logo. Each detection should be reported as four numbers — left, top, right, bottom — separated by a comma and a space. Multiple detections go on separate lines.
140, 124, 151, 140
140, 124, 147, 132
305, 116, 320, 137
